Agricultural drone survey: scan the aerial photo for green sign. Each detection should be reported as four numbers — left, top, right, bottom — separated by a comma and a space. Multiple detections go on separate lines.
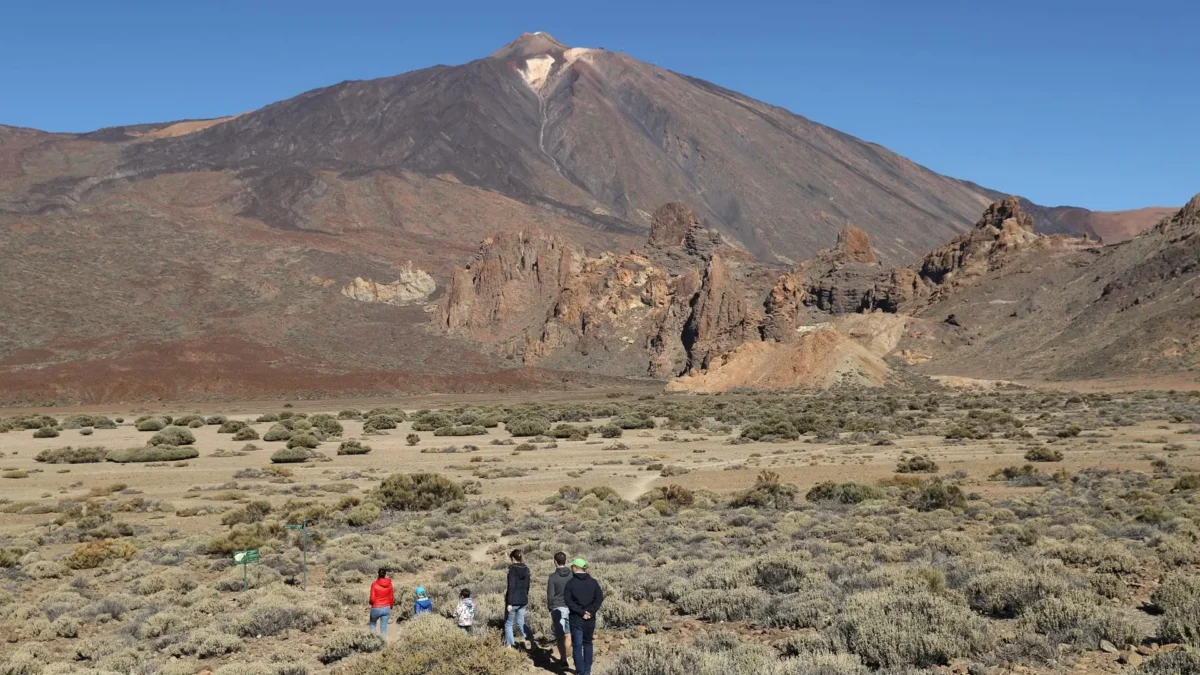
233, 549, 260, 565
284, 524, 303, 530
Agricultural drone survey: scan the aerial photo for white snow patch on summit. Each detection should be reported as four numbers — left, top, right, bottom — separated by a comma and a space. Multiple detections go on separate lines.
520, 55, 555, 91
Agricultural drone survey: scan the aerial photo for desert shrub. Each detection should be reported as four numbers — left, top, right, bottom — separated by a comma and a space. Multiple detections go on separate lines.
221, 500, 273, 526
136, 417, 167, 431
107, 445, 199, 463
1174, 474, 1200, 491
33, 426, 60, 438
806, 481, 883, 504
174, 628, 244, 658
676, 587, 769, 622
206, 415, 228, 425
916, 482, 967, 511
990, 464, 1066, 487
377, 473, 464, 511
309, 414, 344, 437
896, 455, 939, 473
63, 539, 137, 570
320, 628, 386, 664
23, 560, 70, 579
263, 424, 292, 441
1155, 574, 1200, 644
1136, 650, 1200, 674
729, 471, 798, 509
434, 425, 487, 437
205, 523, 274, 555
411, 412, 454, 431
1024, 446, 1064, 462
35, 445, 107, 463
218, 420, 247, 434
347, 502, 382, 527
600, 424, 623, 438
256, 413, 280, 423
600, 597, 668, 632
613, 414, 656, 430
149, 427, 196, 446
1022, 593, 1141, 647
2, 469, 28, 479
506, 416, 550, 437
235, 598, 333, 637
830, 590, 992, 669
363, 415, 398, 433
234, 427, 260, 441
271, 447, 311, 464
286, 433, 320, 449
51, 615, 80, 638
965, 570, 1067, 618
338, 615, 522, 675
79, 427, 94, 435
740, 418, 798, 441
337, 409, 363, 420
338, 440, 372, 455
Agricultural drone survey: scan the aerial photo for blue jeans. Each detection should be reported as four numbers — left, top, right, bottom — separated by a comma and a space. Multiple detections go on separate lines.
503, 605, 533, 646
572, 621, 595, 675
369, 607, 391, 637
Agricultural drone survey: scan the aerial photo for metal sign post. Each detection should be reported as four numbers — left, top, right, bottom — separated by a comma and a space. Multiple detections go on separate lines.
284, 517, 309, 589
232, 549, 260, 591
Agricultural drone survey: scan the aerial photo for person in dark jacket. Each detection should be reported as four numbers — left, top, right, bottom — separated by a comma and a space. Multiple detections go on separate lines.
546, 551, 573, 666
503, 549, 534, 648
564, 558, 604, 675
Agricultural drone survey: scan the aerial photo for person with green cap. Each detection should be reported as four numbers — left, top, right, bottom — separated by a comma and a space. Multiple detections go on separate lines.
564, 557, 604, 675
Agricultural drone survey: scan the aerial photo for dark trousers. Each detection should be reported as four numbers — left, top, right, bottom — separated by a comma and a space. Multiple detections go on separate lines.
571, 620, 595, 675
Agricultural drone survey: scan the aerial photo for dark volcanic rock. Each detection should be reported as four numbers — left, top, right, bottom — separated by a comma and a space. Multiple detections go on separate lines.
648, 202, 698, 248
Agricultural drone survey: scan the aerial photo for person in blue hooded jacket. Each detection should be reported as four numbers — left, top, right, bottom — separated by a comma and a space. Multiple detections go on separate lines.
413, 586, 433, 616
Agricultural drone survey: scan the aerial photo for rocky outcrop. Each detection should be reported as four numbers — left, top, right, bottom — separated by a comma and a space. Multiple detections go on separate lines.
668, 313, 908, 392
341, 264, 436, 305
834, 225, 879, 264
760, 225, 888, 339
918, 196, 1038, 285
646, 201, 725, 261
682, 253, 759, 371
647, 202, 698, 248
438, 232, 576, 343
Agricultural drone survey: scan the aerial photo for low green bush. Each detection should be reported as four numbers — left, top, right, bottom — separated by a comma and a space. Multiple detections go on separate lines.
377, 473, 464, 511
149, 427, 196, 446
271, 447, 311, 464
233, 427, 259, 441
806, 481, 883, 504
286, 433, 320, 449
217, 420, 247, 434
136, 418, 167, 432
1024, 446, 1064, 462
896, 455, 939, 473
35, 445, 107, 464
338, 440, 372, 455
107, 446, 199, 463
33, 426, 60, 438
434, 425, 487, 437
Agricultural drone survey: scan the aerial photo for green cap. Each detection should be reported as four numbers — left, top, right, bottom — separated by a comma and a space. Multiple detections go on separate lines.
571, 558, 588, 569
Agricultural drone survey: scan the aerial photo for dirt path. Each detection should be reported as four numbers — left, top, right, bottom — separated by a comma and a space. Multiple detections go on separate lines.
469, 534, 511, 563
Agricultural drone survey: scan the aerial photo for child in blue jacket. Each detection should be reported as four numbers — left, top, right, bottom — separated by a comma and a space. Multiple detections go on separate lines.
414, 586, 434, 616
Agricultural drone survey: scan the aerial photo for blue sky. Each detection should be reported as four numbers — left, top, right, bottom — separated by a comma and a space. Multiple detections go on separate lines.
2, 0, 1196, 210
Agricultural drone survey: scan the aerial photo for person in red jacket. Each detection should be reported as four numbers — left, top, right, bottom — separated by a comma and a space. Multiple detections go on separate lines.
369, 568, 395, 637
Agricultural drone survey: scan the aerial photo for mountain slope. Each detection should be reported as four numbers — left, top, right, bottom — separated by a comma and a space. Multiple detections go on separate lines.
118, 32, 999, 263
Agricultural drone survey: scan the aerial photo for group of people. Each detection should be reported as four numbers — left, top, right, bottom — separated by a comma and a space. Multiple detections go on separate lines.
367, 549, 604, 675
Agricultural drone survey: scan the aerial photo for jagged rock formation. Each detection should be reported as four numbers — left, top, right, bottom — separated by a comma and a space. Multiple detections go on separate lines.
682, 253, 759, 371
438, 232, 575, 343
341, 264, 436, 305
647, 202, 698, 248
432, 193, 1199, 391
917, 197, 1040, 285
